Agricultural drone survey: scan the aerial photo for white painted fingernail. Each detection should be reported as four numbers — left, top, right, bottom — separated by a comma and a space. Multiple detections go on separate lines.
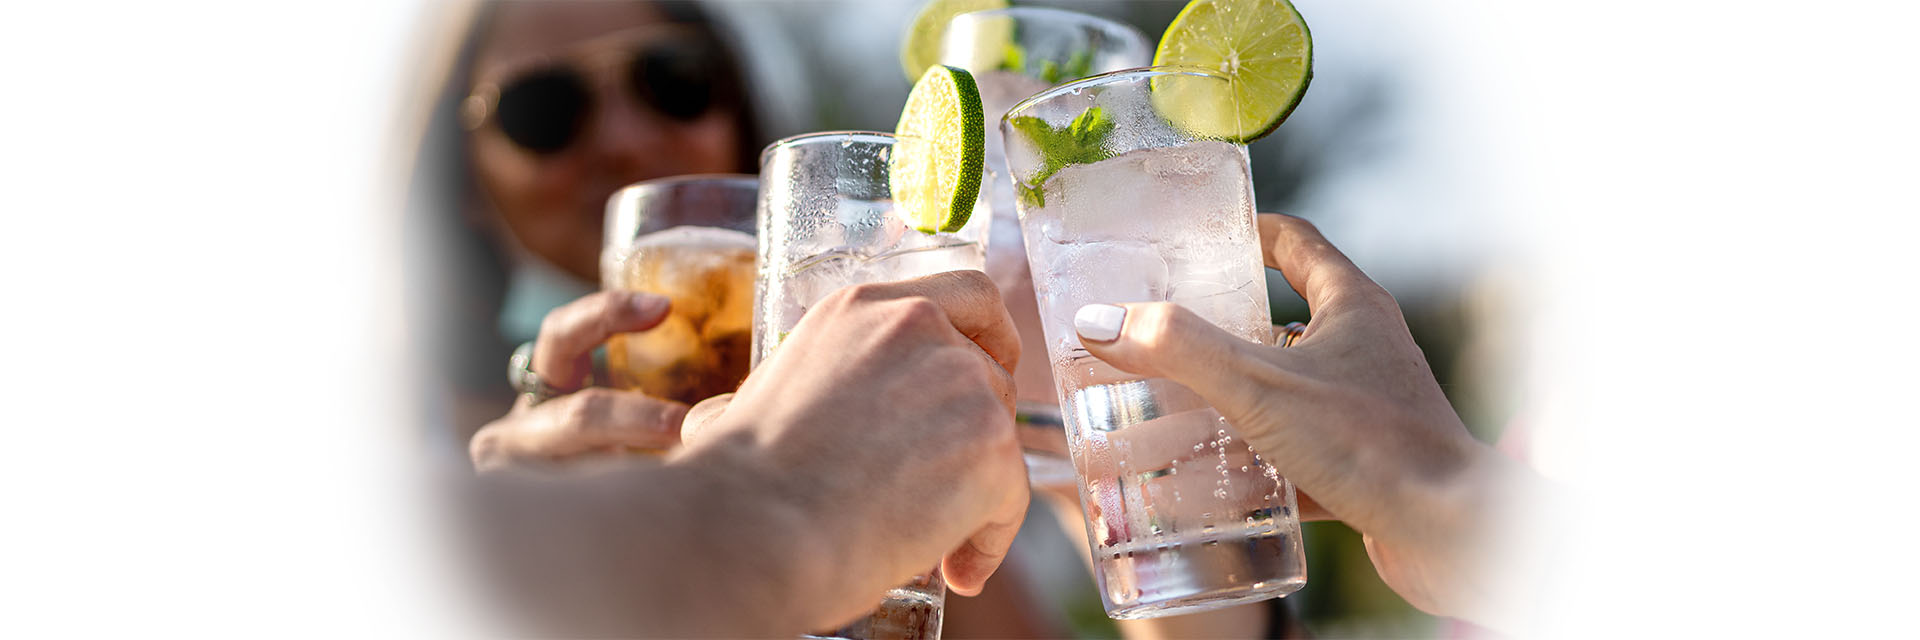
1074, 304, 1127, 343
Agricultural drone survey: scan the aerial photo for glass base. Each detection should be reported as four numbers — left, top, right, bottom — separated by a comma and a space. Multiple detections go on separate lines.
1098, 529, 1307, 620
802, 578, 944, 640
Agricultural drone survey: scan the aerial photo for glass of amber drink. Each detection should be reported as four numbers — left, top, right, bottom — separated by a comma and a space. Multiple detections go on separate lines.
600, 174, 760, 407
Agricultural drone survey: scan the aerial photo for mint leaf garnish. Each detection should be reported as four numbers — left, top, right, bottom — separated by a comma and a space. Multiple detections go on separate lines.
1063, 49, 1093, 81
1039, 60, 1062, 84
1010, 106, 1116, 208
1000, 44, 1096, 87
999, 42, 1026, 74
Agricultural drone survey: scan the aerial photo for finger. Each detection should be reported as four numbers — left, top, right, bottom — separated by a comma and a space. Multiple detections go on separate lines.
679, 393, 733, 446
957, 337, 1019, 416
533, 291, 672, 388
1296, 488, 1335, 522
1073, 302, 1277, 413
942, 468, 1031, 596
526, 388, 689, 458
1257, 214, 1394, 318
844, 270, 1020, 374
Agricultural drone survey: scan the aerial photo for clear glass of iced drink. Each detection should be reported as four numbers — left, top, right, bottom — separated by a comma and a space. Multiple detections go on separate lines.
937, 7, 1150, 486
1001, 68, 1308, 619
756, 131, 986, 640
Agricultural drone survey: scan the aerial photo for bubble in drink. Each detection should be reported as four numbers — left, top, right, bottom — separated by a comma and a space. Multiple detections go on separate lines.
1015, 130, 1306, 616
606, 226, 757, 405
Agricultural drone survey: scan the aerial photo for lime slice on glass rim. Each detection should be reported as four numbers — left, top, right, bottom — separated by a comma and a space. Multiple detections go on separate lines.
1150, 0, 1313, 142
891, 65, 986, 234
899, 0, 1011, 80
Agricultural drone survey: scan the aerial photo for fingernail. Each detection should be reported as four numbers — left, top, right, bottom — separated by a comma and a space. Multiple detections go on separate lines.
631, 293, 670, 318
1074, 304, 1127, 343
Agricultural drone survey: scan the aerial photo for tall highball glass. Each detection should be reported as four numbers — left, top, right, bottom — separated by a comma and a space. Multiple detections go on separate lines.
1001, 68, 1309, 619
938, 6, 1151, 486
754, 131, 986, 640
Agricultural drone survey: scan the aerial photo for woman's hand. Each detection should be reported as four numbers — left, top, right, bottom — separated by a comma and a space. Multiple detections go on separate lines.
1072, 213, 1535, 627
470, 291, 691, 472
678, 269, 1030, 630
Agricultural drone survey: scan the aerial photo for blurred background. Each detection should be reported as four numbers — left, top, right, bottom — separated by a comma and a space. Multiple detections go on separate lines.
7, 0, 1917, 637
402, 1, 1517, 636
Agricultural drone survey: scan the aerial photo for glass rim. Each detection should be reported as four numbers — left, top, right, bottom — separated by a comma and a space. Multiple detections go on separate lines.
1001, 65, 1232, 126
949, 6, 1149, 40
608, 173, 759, 201
758, 130, 895, 167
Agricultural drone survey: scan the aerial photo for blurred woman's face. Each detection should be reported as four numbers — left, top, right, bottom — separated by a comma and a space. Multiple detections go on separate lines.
468, 1, 742, 282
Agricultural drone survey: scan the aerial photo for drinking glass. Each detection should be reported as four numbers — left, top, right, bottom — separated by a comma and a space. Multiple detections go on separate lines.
1001, 68, 1309, 619
600, 175, 759, 407
755, 132, 986, 640
939, 6, 1151, 486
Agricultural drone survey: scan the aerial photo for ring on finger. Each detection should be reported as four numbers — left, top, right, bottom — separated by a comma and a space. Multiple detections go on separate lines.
508, 341, 570, 406
1278, 322, 1307, 348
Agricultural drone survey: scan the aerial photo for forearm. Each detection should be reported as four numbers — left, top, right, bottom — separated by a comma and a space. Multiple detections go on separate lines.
1370, 443, 1557, 632
463, 449, 831, 637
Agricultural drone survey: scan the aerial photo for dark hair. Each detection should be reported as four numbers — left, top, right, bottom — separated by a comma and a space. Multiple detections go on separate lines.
403, 0, 766, 443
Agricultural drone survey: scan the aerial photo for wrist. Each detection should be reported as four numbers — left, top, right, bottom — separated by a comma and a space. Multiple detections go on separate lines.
1372, 433, 1510, 620
669, 426, 850, 632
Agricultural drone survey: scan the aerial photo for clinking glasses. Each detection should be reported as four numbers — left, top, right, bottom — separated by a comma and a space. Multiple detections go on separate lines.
461, 28, 739, 154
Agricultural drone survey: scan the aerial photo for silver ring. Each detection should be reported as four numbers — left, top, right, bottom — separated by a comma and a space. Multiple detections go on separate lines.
508, 342, 568, 406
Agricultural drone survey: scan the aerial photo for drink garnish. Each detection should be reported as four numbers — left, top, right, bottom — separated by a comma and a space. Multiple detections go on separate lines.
1150, 0, 1313, 142
900, 0, 1010, 79
1007, 106, 1114, 207
996, 42, 1095, 85
891, 65, 987, 234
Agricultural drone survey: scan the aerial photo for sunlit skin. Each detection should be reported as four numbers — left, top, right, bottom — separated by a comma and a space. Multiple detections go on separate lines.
467, 0, 740, 282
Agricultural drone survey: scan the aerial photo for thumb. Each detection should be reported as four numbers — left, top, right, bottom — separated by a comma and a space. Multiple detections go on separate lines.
680, 393, 734, 446
1073, 303, 1271, 412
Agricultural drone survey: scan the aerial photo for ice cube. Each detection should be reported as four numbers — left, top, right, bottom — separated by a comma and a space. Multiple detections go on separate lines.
1169, 280, 1268, 343
1039, 239, 1168, 353
783, 253, 856, 312
1038, 142, 1250, 246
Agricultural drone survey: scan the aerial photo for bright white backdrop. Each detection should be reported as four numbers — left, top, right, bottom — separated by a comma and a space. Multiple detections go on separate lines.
2, 0, 1916, 637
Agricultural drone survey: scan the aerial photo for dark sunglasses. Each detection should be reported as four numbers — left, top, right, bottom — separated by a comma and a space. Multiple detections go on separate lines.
463, 33, 738, 154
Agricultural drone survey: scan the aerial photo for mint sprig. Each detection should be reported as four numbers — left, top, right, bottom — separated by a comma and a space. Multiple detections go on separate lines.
1039, 49, 1095, 85
1009, 106, 1115, 207
998, 44, 1097, 85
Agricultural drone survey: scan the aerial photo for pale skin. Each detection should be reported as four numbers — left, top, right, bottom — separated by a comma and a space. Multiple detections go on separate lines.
1073, 213, 1549, 632
464, 271, 1031, 636
471, 212, 1545, 633
469, 289, 692, 470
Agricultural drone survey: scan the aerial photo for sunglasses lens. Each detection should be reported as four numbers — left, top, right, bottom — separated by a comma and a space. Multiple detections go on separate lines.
495, 69, 589, 153
632, 41, 720, 121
